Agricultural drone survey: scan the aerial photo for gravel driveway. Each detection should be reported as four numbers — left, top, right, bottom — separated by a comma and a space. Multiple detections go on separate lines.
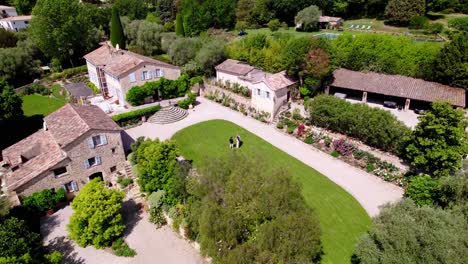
41, 204, 205, 264
127, 97, 403, 217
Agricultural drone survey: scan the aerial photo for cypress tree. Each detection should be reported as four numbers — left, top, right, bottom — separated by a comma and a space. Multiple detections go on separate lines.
110, 6, 126, 49
175, 13, 184, 36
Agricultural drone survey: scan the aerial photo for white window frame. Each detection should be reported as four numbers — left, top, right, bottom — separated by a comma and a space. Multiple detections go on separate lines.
129, 72, 136, 83
88, 135, 107, 149
62, 181, 79, 193
83, 156, 102, 169
155, 69, 162, 77
53, 167, 68, 178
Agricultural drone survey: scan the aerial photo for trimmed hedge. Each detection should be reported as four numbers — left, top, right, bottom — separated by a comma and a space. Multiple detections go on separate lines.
177, 92, 196, 109
22, 189, 66, 212
306, 95, 411, 155
448, 17, 468, 31
50, 65, 88, 80
112, 105, 161, 127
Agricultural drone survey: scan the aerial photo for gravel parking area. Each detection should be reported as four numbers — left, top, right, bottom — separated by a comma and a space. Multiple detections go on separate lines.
40, 203, 205, 264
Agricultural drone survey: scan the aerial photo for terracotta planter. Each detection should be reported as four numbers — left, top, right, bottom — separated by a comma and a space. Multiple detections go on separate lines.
46, 209, 54, 216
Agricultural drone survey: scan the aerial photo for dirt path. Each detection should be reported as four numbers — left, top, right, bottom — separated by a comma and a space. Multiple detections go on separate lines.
126, 97, 404, 217
41, 206, 205, 264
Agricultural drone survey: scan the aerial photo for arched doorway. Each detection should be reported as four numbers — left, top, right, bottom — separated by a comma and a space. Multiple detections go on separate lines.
89, 171, 103, 182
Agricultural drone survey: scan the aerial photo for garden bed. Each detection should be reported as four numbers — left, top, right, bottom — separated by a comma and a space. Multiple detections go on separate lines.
276, 112, 406, 185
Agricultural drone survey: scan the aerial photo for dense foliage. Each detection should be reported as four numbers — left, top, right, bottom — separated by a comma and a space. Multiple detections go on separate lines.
30, 0, 102, 65
0, 80, 23, 121
0, 29, 18, 48
405, 102, 468, 177
385, 0, 425, 25
432, 32, 468, 89
405, 175, 441, 206
110, 6, 126, 49
306, 95, 411, 154
185, 154, 322, 263
227, 33, 331, 80
14, 0, 37, 15
295, 5, 321, 32
333, 33, 441, 79
0, 217, 41, 260
68, 179, 125, 248
123, 19, 163, 55
0, 38, 41, 86
353, 199, 467, 264
448, 17, 468, 31
126, 74, 192, 106
111, 105, 161, 126
179, 0, 237, 36
135, 139, 185, 205
177, 92, 196, 109
22, 189, 66, 212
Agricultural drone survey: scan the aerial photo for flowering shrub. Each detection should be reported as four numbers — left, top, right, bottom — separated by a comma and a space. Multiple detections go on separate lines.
332, 139, 355, 156
297, 123, 305, 137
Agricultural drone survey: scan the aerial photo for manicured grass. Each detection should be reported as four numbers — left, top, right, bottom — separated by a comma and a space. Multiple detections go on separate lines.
173, 120, 371, 264
22, 94, 66, 116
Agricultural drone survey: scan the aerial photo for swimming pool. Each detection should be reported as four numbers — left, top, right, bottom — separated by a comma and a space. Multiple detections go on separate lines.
314, 32, 341, 39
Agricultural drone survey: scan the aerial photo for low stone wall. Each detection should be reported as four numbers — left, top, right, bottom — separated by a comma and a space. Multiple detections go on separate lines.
202, 84, 251, 107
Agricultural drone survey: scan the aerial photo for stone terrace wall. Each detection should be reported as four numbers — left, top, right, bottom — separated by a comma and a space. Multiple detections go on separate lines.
202, 84, 251, 106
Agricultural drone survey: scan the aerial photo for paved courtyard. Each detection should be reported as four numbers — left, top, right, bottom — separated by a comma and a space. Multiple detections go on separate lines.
127, 97, 404, 217
41, 204, 205, 264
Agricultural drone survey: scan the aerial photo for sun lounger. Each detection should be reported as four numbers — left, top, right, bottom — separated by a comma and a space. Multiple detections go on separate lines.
366, 25, 371, 30
349, 25, 355, 29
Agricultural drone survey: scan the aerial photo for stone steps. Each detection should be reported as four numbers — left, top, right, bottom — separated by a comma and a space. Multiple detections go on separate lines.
147, 106, 188, 124
124, 162, 133, 178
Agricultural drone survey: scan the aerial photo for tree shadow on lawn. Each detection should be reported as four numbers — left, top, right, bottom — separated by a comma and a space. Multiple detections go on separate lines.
46, 236, 86, 264
121, 199, 143, 237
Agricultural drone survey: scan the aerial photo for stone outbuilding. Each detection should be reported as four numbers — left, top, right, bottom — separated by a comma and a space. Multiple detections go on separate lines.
1, 104, 127, 203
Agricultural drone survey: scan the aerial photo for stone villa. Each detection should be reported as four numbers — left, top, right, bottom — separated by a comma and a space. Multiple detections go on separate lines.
84, 42, 181, 106
1, 104, 126, 203
215, 59, 296, 119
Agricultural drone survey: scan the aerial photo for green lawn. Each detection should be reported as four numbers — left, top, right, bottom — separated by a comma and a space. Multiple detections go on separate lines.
173, 120, 371, 264
22, 94, 66, 116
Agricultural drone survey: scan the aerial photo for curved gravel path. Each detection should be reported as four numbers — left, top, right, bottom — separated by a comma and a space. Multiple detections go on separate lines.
127, 97, 403, 217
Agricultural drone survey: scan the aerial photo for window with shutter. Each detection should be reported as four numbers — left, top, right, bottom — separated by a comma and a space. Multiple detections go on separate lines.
141, 72, 145, 81
96, 156, 102, 165
148, 71, 152, 79
83, 159, 90, 169
160, 69, 164, 77
71, 181, 79, 192
100, 135, 107, 145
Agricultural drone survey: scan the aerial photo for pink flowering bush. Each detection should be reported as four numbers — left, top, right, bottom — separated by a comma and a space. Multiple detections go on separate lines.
332, 139, 355, 156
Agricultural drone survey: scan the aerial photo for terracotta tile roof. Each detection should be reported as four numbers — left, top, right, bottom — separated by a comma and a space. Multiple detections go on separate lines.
44, 104, 121, 147
262, 71, 296, 91
0, 5, 15, 10
215, 59, 255, 76
331, 69, 466, 107
84, 43, 179, 78
319, 16, 343, 23
2, 130, 67, 191
0, 15, 31, 22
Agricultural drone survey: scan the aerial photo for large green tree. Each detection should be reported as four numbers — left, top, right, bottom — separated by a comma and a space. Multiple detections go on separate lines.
136, 139, 182, 204
0, 217, 41, 259
124, 20, 163, 55
0, 28, 18, 48
13, 0, 37, 15
432, 32, 468, 90
353, 199, 467, 264
405, 102, 468, 177
295, 5, 321, 32
30, 0, 99, 65
67, 179, 125, 248
384, 0, 425, 25
187, 154, 322, 263
110, 5, 126, 49
0, 38, 41, 87
155, 0, 176, 22
0, 80, 23, 121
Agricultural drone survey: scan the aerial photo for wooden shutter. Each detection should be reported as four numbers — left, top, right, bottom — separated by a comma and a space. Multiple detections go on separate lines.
160, 69, 164, 77
83, 159, 90, 169
87, 137, 95, 149
60, 184, 67, 192
100, 135, 107, 145
96, 156, 102, 165
141, 72, 144, 81
148, 71, 152, 79
71, 181, 79, 192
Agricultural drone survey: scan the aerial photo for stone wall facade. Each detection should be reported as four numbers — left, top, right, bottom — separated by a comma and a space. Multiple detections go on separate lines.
15, 129, 126, 199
